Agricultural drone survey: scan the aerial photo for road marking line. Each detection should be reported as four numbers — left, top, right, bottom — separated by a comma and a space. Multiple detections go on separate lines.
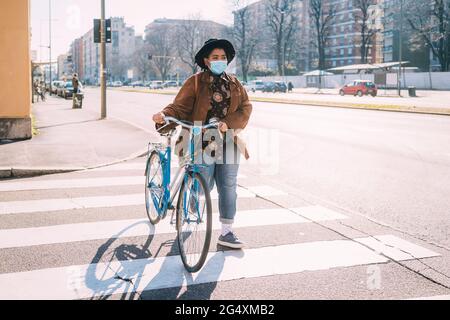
293, 206, 349, 221
0, 234, 438, 300
0, 177, 144, 192
354, 235, 440, 261
0, 238, 389, 300
0, 208, 319, 249
0, 186, 286, 215
0, 174, 247, 192
407, 295, 450, 300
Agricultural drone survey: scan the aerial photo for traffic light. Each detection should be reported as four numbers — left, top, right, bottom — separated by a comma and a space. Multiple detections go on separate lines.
148, 54, 153, 60
94, 19, 101, 43
93, 19, 111, 43
105, 19, 112, 43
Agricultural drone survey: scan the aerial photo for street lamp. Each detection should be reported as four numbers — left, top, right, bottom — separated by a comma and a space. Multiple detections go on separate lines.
100, 0, 107, 119
397, 0, 403, 97
49, 0, 53, 95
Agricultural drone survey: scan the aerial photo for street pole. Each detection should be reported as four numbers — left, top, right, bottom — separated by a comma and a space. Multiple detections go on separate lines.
100, 0, 107, 119
49, 0, 52, 96
397, 0, 403, 97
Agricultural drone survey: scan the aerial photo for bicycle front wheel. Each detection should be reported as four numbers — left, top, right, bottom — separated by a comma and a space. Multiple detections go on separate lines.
176, 172, 212, 273
145, 151, 164, 225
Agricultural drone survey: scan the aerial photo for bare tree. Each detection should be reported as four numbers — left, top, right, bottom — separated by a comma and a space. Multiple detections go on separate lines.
231, 0, 258, 82
133, 43, 153, 81
309, 0, 335, 70
109, 54, 128, 81
146, 26, 175, 81
265, 0, 299, 76
176, 14, 207, 75
354, 0, 380, 64
406, 0, 450, 71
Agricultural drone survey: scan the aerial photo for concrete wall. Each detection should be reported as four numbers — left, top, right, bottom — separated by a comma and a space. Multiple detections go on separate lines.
0, 0, 32, 139
257, 72, 450, 90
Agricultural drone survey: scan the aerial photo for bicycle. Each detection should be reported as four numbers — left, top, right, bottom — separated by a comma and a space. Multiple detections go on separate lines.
145, 116, 219, 273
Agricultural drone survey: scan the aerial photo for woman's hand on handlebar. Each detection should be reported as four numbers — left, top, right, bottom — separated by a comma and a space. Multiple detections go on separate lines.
152, 112, 165, 125
218, 122, 228, 133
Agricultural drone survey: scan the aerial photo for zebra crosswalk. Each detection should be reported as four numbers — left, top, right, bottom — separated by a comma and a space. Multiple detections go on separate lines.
0, 158, 446, 300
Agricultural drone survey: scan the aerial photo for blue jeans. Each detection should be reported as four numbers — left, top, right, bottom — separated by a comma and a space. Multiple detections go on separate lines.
197, 143, 240, 224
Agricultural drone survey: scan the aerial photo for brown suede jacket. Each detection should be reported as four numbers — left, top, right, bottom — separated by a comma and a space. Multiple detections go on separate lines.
158, 71, 253, 159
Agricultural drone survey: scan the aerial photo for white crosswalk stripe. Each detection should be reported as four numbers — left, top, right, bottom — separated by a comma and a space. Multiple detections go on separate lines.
0, 186, 285, 215
0, 207, 348, 249
0, 174, 248, 192
0, 163, 443, 300
0, 235, 440, 300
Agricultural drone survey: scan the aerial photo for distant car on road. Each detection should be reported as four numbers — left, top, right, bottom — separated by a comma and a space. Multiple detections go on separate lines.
56, 82, 67, 97
245, 80, 265, 93
262, 81, 287, 93
60, 82, 75, 99
131, 81, 144, 87
163, 81, 178, 88
340, 80, 378, 97
149, 81, 164, 90
111, 81, 123, 87
51, 81, 65, 94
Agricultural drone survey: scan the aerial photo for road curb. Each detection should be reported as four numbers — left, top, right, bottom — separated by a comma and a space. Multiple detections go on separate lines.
249, 97, 450, 117
0, 148, 148, 179
114, 88, 450, 117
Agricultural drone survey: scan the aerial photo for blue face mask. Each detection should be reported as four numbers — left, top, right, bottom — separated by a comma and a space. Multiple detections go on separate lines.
209, 60, 228, 75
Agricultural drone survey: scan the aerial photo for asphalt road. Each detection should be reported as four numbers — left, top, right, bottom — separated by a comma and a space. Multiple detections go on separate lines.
0, 87, 449, 300
84, 87, 450, 250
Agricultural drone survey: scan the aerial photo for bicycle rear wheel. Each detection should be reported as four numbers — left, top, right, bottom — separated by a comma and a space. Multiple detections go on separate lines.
145, 151, 164, 225
176, 172, 212, 273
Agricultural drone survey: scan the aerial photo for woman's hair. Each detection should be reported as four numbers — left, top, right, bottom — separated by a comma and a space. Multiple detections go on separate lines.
201, 46, 228, 71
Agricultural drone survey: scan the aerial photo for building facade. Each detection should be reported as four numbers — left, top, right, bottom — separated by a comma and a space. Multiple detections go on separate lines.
57, 54, 73, 81
74, 17, 136, 84
0, 0, 32, 140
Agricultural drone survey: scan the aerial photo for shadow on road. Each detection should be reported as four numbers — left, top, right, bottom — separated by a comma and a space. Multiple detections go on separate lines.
84, 220, 245, 300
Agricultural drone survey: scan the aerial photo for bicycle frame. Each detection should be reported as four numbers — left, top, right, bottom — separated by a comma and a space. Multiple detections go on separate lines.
147, 125, 205, 219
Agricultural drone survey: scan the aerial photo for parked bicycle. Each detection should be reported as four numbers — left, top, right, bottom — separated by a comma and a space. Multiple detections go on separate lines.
145, 116, 219, 273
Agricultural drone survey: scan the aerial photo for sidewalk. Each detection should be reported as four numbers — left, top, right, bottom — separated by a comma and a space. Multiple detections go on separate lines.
114, 86, 450, 116
0, 96, 152, 178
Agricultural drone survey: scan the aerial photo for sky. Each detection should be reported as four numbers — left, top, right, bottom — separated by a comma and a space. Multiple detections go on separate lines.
31, 0, 259, 62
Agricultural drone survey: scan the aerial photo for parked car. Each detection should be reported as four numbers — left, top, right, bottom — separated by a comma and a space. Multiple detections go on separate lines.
130, 81, 144, 87
51, 81, 65, 94
340, 80, 378, 97
111, 81, 123, 87
149, 81, 164, 89
60, 82, 75, 99
163, 81, 178, 88
245, 80, 265, 92
262, 81, 287, 93
56, 82, 67, 97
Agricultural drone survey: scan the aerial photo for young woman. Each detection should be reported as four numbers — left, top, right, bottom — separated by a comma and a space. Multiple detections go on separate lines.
152, 39, 252, 249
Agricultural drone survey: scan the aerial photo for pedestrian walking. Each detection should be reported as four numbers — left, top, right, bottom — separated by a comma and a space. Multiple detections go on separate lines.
72, 73, 79, 94
152, 39, 252, 250
288, 81, 294, 93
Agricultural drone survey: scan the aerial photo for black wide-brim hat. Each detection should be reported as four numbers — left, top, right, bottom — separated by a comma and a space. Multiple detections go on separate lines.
195, 39, 236, 70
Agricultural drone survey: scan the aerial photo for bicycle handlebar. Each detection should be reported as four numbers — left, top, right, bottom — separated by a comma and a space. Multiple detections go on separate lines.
158, 116, 220, 132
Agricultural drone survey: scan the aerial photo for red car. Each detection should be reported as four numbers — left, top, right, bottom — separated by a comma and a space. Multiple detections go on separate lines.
340, 80, 378, 97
